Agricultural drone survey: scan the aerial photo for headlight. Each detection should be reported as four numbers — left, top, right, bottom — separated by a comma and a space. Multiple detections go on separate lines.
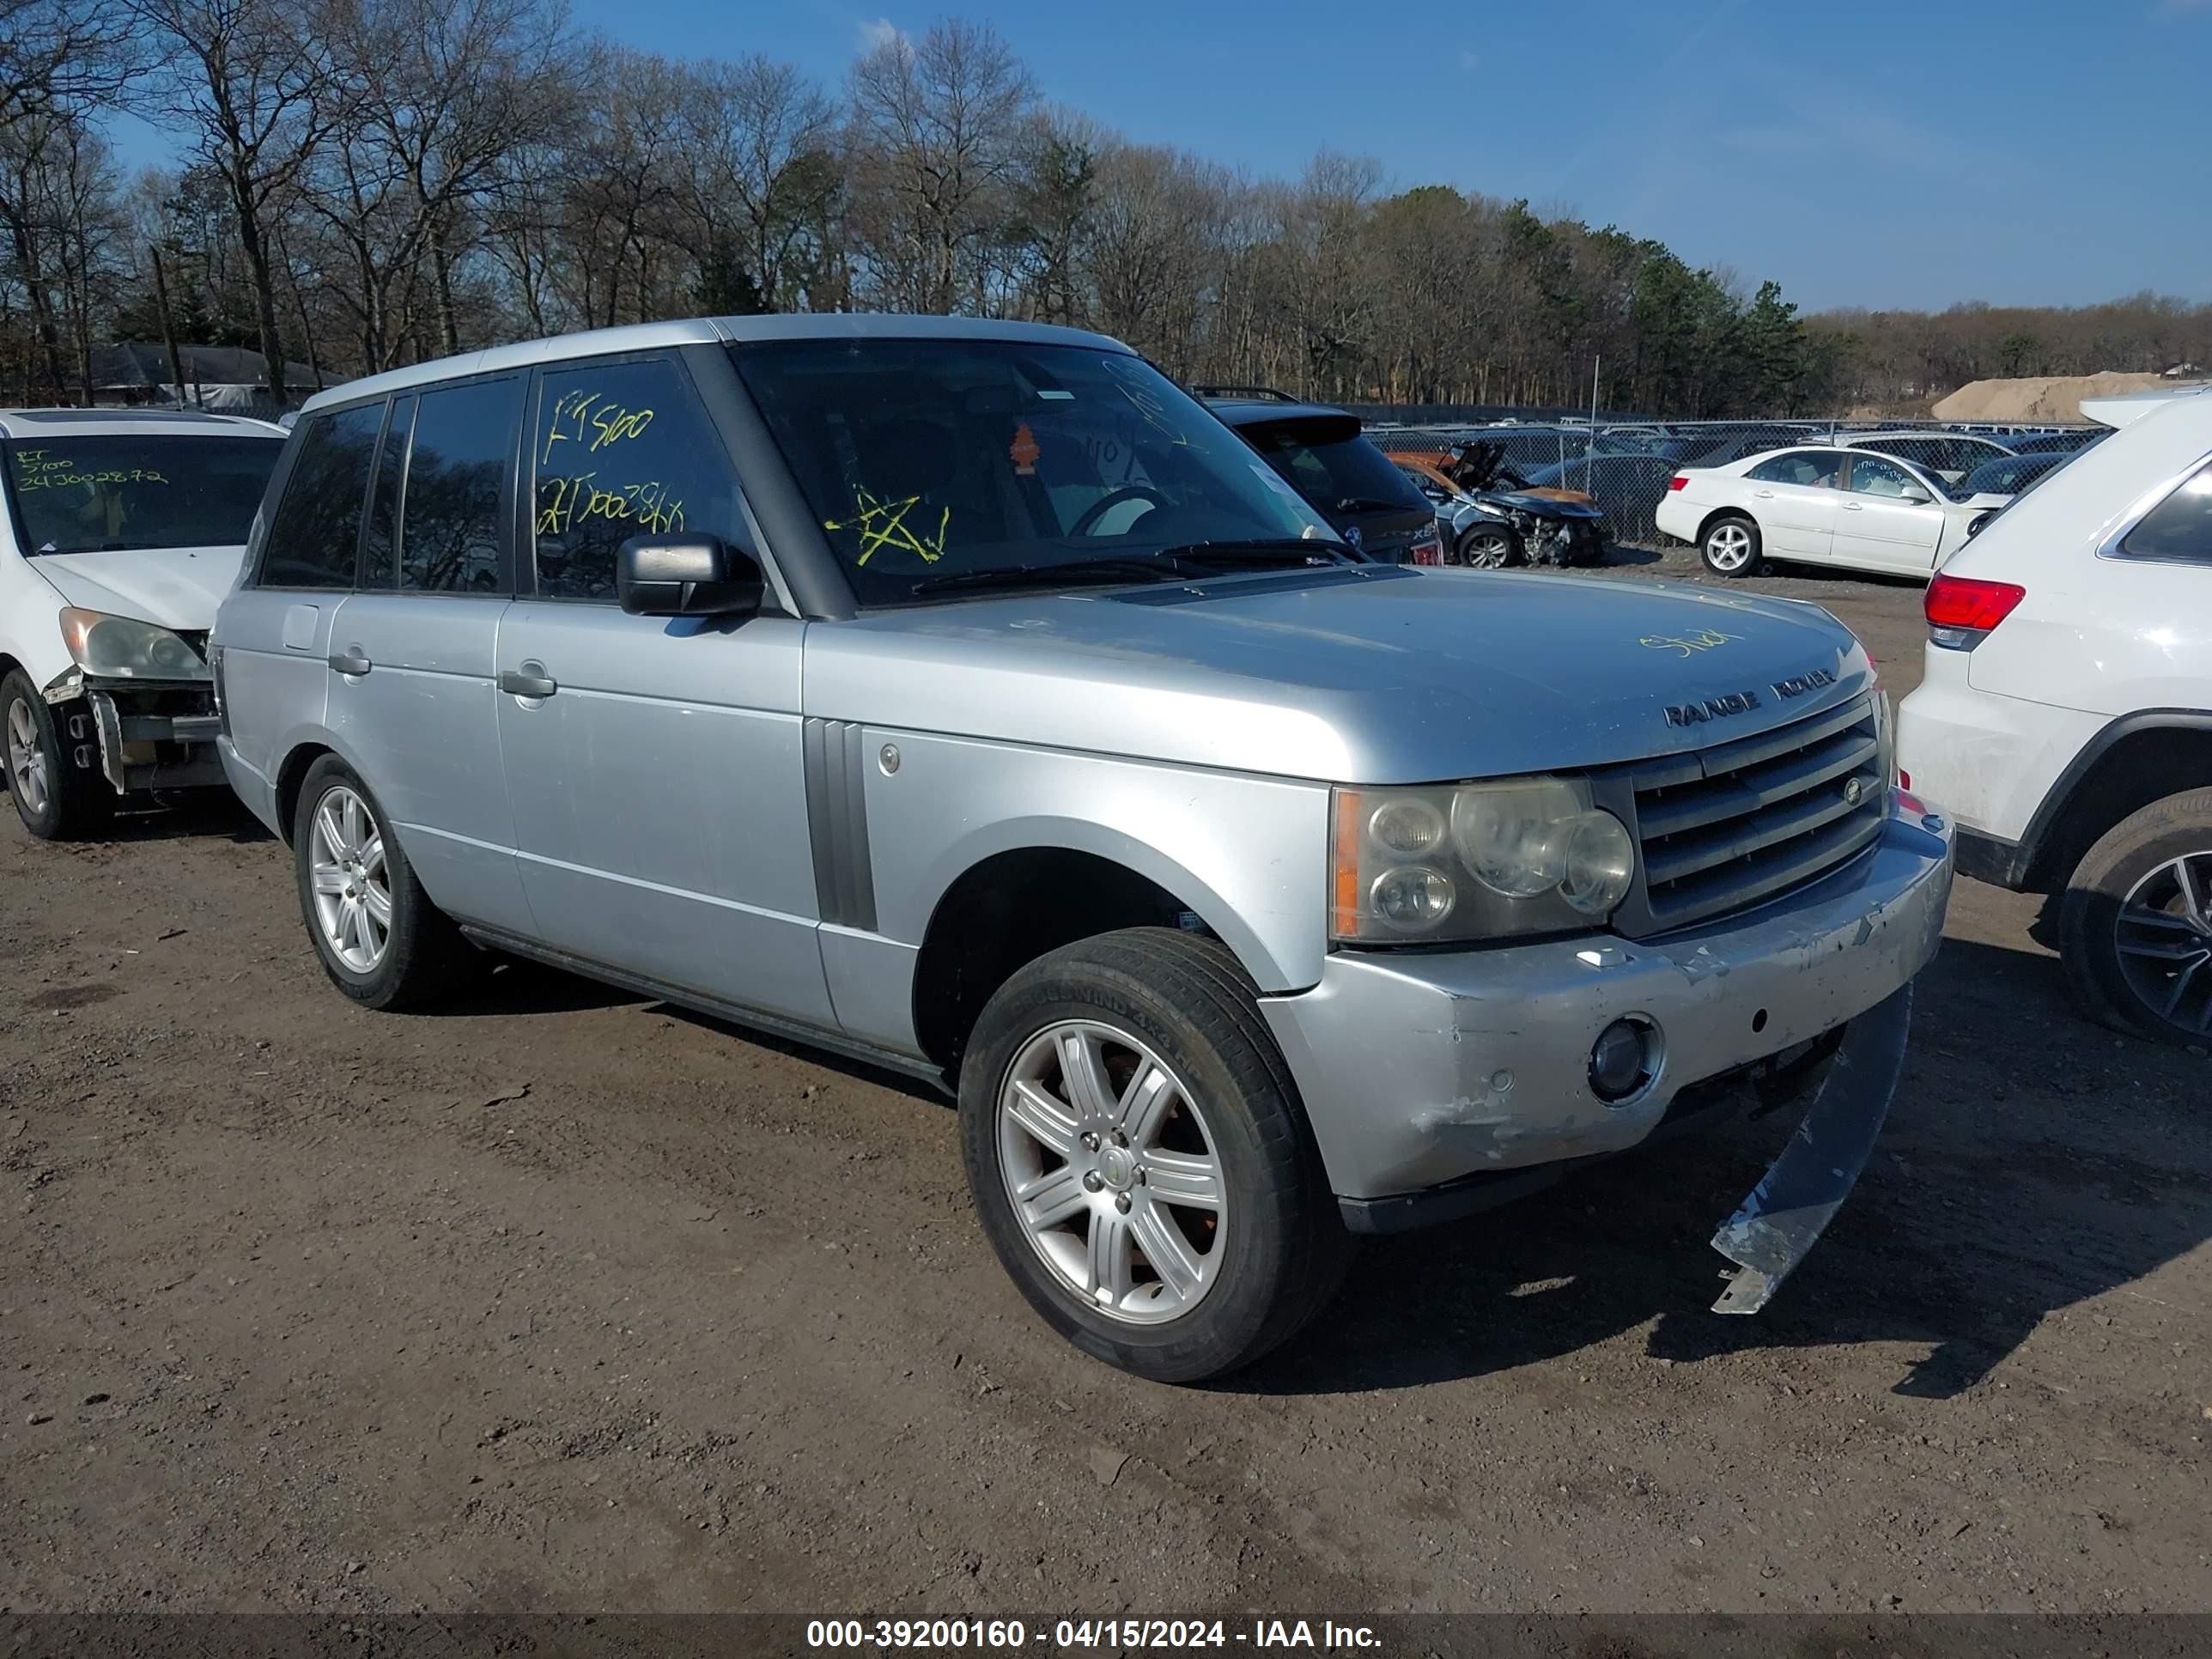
1332, 775, 1637, 944
58, 608, 210, 681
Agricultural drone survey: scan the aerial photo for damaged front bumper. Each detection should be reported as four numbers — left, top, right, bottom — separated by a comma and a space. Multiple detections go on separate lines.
42, 671, 225, 797
1259, 801, 1951, 1303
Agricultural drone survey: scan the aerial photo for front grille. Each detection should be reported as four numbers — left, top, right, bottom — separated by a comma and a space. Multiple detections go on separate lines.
1609, 696, 1885, 939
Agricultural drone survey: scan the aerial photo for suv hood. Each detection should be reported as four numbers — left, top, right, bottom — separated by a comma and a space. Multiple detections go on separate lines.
27, 545, 246, 631
806, 568, 1872, 783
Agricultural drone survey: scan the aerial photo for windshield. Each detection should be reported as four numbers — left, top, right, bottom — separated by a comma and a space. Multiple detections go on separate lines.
1238, 417, 1424, 516
733, 340, 1333, 604
6, 434, 281, 556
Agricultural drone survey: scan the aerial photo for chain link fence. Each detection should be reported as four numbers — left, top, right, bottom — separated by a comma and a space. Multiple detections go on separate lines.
1365, 416, 2099, 549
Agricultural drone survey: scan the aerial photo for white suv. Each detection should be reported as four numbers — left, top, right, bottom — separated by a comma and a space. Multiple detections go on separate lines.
1896, 385, 2212, 1045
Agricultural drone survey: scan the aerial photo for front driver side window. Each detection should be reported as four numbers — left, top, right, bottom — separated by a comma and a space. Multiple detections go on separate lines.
1849, 457, 1921, 499
531, 356, 749, 603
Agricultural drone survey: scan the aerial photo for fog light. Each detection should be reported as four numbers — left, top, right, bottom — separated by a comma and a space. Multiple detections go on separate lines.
1589, 1016, 1660, 1103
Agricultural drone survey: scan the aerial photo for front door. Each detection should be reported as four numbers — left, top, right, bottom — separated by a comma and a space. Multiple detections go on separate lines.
1832, 454, 1946, 574
321, 378, 534, 933
494, 350, 831, 1028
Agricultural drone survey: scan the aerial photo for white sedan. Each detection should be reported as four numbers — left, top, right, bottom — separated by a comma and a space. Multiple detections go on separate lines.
1656, 444, 2009, 580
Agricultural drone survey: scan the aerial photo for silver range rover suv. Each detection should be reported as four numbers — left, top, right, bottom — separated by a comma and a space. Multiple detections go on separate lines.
213, 316, 1953, 1382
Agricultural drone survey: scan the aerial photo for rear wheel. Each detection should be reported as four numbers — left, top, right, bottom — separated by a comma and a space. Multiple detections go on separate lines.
1701, 514, 1762, 577
959, 927, 1352, 1382
2060, 789, 2212, 1046
3, 669, 112, 841
1455, 523, 1520, 568
292, 755, 482, 1011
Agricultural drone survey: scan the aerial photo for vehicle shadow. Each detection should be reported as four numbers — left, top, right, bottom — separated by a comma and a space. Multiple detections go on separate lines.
1598, 542, 1663, 568
0, 781, 274, 845
1235, 934, 2211, 1401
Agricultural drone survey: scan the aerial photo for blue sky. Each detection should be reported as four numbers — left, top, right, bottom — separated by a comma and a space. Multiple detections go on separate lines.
113, 0, 2210, 313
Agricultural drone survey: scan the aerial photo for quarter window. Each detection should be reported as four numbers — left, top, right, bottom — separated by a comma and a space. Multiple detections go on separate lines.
2118, 461, 2212, 565
258, 404, 380, 588
530, 356, 746, 603
398, 377, 520, 593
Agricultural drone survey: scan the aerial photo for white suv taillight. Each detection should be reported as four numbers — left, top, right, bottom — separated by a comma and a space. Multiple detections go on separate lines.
1924, 574, 2025, 650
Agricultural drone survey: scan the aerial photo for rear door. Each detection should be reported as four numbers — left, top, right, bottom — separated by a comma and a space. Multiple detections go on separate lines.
218, 404, 380, 811
493, 349, 831, 1027
1741, 449, 1847, 558
324, 374, 534, 933
1832, 454, 1946, 574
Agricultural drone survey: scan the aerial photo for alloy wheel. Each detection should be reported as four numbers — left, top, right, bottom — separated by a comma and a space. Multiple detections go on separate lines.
309, 785, 392, 973
2113, 851, 2212, 1036
1706, 524, 1753, 571
997, 1019, 1227, 1326
1462, 530, 1515, 568
6, 697, 50, 818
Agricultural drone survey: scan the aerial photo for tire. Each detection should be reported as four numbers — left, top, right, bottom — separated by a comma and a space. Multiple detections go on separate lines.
958, 927, 1353, 1382
292, 755, 481, 1012
2058, 788, 2212, 1047
3, 669, 112, 842
1700, 514, 1762, 577
1455, 522, 1521, 568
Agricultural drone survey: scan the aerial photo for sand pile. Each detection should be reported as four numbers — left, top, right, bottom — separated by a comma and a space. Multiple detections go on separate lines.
1933, 371, 2172, 423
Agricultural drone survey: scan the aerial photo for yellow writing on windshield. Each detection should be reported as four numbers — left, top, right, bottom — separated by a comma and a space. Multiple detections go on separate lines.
540, 390, 657, 465
15, 457, 168, 493
824, 485, 950, 566
538, 472, 684, 538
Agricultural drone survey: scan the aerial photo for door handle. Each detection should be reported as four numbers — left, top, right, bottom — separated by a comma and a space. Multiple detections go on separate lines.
1753, 489, 1774, 499
1841, 502, 1864, 511
500, 662, 557, 699
329, 647, 372, 676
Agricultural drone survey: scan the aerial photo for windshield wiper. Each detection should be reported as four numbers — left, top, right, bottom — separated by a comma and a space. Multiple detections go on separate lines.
1154, 537, 1360, 566
910, 556, 1191, 597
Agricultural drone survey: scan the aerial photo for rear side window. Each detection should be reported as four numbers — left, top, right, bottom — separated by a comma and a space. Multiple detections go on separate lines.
260, 404, 381, 588
399, 377, 520, 593
1747, 451, 1843, 488
2119, 461, 2212, 565
529, 356, 746, 603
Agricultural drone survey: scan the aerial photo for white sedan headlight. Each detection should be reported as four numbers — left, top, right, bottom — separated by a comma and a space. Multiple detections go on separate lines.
1332, 775, 1637, 944
59, 607, 210, 681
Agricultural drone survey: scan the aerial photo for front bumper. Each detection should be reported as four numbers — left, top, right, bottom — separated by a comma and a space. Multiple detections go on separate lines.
1259, 800, 1952, 1206
60, 683, 226, 796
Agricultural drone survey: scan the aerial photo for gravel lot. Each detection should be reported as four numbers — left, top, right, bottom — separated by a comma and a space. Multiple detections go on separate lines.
3, 549, 2207, 1616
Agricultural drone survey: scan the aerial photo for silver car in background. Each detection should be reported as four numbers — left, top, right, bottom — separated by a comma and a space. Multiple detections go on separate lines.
213, 315, 1953, 1381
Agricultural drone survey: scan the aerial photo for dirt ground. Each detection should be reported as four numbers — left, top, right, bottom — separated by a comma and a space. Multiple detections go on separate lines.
3, 550, 2208, 1617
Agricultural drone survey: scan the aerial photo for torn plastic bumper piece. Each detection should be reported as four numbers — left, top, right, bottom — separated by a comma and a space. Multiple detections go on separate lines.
1707, 981, 1914, 1314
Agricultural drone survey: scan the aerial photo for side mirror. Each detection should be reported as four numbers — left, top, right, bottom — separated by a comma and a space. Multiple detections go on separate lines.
616, 535, 763, 618
1899, 489, 1931, 506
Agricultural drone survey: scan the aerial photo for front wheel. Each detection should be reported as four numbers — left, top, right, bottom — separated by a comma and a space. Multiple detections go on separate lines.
958, 928, 1352, 1382
1701, 514, 1762, 577
2059, 788, 2212, 1045
3, 669, 112, 841
1455, 523, 1521, 568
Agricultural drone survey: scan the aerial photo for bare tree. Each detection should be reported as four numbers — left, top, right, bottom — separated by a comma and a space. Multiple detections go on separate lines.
679, 52, 840, 311
127, 0, 335, 398
847, 18, 1031, 313
332, 0, 568, 355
